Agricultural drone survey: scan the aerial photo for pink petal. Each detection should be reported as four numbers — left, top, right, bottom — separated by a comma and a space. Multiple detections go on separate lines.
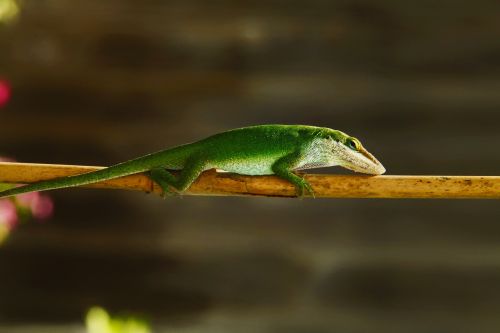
16, 191, 40, 207
0, 80, 11, 108
31, 195, 54, 220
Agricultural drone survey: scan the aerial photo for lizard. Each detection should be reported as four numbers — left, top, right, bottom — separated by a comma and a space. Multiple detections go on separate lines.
0, 124, 385, 198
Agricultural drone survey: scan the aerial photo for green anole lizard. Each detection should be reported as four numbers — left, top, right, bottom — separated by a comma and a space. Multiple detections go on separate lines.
0, 124, 385, 198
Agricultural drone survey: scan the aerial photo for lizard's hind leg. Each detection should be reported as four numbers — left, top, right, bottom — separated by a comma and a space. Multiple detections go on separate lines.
150, 158, 209, 197
171, 157, 208, 192
149, 168, 178, 197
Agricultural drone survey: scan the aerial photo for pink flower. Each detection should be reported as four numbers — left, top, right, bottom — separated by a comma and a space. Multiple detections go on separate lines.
31, 195, 54, 219
17, 192, 54, 220
0, 156, 54, 227
0, 80, 11, 108
0, 199, 18, 230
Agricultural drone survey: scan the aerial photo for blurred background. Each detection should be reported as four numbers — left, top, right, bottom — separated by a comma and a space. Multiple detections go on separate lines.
1, 0, 500, 332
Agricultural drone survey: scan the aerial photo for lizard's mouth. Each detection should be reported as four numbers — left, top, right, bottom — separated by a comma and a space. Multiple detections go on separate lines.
336, 143, 386, 175
357, 146, 386, 175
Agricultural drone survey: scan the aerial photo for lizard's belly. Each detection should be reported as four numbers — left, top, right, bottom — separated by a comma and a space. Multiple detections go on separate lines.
213, 149, 334, 175
215, 157, 276, 176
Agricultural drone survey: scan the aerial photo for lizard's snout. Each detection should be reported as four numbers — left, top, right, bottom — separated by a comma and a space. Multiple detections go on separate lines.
359, 146, 386, 175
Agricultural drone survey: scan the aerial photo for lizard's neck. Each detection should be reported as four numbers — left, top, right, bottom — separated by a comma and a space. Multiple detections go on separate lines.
295, 138, 338, 170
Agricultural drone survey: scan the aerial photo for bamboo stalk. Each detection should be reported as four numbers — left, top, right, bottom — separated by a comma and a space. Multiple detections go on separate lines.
0, 162, 499, 199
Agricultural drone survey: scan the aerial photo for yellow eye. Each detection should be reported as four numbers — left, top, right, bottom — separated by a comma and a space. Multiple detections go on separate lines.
346, 138, 361, 151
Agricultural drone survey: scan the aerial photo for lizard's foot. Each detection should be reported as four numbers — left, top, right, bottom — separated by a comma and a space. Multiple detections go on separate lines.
149, 168, 179, 199
295, 178, 315, 199
159, 185, 179, 198
152, 179, 178, 199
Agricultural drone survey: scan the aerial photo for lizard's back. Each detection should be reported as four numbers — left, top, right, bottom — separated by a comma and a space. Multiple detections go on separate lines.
193, 124, 322, 175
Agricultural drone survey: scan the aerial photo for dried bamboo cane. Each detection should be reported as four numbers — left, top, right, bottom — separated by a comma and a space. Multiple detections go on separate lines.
0, 162, 499, 199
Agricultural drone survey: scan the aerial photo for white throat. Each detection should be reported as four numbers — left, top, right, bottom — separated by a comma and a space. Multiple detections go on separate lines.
294, 138, 338, 170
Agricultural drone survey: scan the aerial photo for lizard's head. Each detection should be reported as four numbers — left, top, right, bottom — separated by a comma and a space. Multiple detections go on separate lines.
324, 130, 386, 175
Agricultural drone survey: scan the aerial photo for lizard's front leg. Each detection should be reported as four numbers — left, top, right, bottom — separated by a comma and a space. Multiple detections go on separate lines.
272, 151, 314, 198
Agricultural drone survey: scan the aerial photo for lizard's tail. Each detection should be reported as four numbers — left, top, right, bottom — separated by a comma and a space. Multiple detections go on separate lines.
0, 154, 162, 198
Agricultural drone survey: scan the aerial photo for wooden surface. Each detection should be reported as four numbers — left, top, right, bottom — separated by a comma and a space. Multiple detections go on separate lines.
1, 162, 499, 199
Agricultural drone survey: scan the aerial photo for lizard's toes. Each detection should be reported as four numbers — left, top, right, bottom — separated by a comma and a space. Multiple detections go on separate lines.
296, 180, 314, 199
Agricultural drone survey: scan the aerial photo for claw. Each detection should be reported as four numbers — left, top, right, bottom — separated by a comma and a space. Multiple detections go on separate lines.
303, 181, 315, 198
296, 179, 315, 199
160, 186, 179, 199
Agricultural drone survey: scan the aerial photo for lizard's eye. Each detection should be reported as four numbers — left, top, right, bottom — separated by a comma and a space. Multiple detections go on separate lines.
345, 138, 360, 151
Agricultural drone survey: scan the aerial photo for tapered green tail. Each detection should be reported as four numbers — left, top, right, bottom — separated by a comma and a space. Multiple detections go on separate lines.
0, 155, 158, 198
